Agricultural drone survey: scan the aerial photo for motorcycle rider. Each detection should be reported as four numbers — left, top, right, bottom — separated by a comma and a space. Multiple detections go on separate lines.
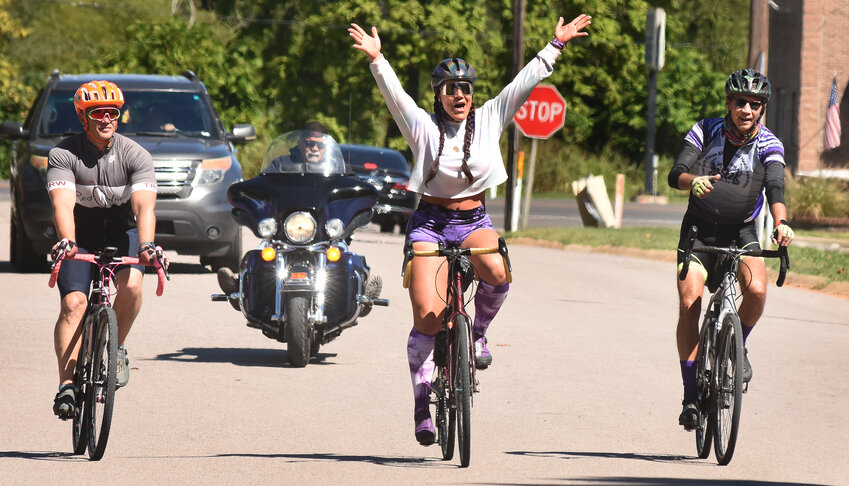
217, 121, 334, 303
262, 121, 333, 173
349, 14, 591, 445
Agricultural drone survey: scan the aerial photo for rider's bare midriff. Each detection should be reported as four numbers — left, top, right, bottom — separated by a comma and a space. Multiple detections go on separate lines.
421, 192, 485, 211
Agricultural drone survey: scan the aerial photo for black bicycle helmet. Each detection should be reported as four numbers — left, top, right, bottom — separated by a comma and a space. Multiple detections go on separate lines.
430, 58, 476, 94
725, 68, 771, 102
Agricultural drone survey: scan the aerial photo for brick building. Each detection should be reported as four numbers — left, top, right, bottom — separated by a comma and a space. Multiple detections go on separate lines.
765, 0, 849, 176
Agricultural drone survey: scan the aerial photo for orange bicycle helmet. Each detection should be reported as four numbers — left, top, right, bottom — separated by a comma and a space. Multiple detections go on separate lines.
73, 80, 125, 117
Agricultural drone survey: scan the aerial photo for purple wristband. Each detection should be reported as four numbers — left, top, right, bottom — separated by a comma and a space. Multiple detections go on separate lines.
550, 37, 567, 50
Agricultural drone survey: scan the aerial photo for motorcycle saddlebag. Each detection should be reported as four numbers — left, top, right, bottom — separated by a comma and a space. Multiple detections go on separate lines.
324, 252, 369, 324
242, 249, 278, 324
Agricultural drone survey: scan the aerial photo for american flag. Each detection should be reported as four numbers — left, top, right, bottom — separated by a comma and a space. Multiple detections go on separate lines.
824, 75, 841, 150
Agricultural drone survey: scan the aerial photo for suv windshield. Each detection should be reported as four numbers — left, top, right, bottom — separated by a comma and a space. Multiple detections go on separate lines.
39, 89, 219, 139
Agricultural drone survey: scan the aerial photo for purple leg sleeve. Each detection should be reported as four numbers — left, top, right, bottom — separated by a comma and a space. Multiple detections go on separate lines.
407, 328, 435, 414
681, 360, 697, 401
473, 281, 509, 337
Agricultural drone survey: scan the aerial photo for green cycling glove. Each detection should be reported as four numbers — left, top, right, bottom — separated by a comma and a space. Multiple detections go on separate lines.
690, 176, 712, 198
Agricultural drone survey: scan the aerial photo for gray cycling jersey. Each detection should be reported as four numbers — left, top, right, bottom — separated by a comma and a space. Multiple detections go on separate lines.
47, 133, 156, 232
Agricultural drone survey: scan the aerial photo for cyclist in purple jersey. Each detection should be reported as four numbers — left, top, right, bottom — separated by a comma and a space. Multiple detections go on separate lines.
667, 69, 795, 430
46, 80, 159, 419
350, 14, 591, 446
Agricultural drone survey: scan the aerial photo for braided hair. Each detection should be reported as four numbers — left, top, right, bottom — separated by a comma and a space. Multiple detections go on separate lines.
424, 94, 476, 187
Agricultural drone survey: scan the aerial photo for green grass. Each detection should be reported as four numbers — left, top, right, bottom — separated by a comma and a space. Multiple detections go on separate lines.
507, 226, 849, 285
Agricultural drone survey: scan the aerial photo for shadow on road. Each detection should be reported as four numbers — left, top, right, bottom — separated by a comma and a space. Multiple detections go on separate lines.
505, 451, 827, 485
0, 450, 85, 461
153, 347, 338, 368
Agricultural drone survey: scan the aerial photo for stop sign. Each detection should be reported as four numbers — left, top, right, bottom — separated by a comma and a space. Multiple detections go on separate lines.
513, 84, 567, 139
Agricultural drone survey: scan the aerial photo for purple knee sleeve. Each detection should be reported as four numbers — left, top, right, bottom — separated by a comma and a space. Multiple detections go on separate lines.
473, 281, 509, 337
407, 328, 435, 413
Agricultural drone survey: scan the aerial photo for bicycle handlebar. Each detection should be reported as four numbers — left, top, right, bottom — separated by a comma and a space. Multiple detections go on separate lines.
678, 226, 790, 287
401, 237, 512, 289
48, 252, 169, 296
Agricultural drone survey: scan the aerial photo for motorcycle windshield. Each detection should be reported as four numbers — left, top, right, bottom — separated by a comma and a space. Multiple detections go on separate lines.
260, 130, 346, 176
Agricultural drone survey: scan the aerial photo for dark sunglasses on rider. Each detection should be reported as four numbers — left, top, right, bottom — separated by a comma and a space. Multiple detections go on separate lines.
87, 107, 121, 121
304, 140, 325, 149
734, 98, 763, 111
440, 81, 474, 96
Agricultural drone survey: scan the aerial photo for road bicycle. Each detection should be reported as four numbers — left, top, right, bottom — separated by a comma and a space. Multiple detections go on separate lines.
679, 225, 788, 465
401, 237, 511, 468
49, 245, 168, 460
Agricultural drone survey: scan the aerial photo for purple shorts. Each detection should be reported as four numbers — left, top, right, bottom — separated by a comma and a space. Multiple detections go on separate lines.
405, 200, 494, 247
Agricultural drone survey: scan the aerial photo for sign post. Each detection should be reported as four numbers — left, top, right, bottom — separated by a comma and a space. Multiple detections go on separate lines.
513, 84, 567, 229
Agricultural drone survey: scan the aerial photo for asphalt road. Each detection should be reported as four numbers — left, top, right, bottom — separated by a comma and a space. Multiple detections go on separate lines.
1, 186, 848, 485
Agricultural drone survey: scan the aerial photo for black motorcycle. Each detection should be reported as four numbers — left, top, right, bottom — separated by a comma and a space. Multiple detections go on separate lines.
212, 130, 388, 366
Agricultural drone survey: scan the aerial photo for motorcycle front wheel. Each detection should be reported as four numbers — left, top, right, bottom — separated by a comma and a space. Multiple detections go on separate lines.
285, 295, 312, 367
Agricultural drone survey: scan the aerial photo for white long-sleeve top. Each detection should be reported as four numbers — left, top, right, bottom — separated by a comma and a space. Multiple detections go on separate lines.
369, 44, 562, 199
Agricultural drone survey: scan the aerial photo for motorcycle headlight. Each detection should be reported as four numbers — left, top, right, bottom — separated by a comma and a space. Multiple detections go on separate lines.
284, 211, 316, 243
325, 218, 345, 239
257, 218, 278, 238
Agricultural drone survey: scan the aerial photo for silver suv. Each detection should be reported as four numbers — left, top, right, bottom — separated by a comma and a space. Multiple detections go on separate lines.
1, 70, 255, 272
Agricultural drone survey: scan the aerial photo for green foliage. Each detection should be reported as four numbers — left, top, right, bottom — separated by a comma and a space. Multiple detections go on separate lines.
0, 0, 757, 184
786, 175, 849, 220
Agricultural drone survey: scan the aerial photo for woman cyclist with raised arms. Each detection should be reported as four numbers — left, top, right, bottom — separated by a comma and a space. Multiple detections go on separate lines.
668, 69, 795, 430
349, 13, 591, 445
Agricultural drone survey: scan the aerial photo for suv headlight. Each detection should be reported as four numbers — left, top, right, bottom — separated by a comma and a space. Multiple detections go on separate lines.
257, 218, 278, 238
194, 156, 232, 185
325, 218, 345, 239
284, 212, 316, 243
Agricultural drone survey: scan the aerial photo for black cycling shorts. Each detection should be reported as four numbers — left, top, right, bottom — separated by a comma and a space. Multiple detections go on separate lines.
676, 212, 760, 284
57, 227, 143, 299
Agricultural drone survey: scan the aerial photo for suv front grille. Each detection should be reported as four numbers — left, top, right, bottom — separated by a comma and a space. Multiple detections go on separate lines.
154, 159, 198, 199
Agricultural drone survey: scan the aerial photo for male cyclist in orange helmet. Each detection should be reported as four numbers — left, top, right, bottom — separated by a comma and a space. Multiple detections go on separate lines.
47, 80, 162, 419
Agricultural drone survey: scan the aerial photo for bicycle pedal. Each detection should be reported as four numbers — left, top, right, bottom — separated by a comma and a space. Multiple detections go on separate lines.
743, 382, 749, 394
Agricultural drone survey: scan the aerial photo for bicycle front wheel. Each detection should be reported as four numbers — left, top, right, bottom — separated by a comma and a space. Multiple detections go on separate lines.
453, 315, 472, 468
713, 313, 744, 465
72, 314, 92, 455
86, 306, 118, 461
695, 317, 715, 459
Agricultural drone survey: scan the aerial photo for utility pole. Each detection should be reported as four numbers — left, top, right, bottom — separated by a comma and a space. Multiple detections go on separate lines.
748, 0, 770, 72
644, 8, 665, 197
505, 0, 525, 232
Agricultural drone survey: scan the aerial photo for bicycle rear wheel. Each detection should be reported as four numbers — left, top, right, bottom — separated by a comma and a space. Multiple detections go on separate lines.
71, 314, 92, 455
695, 317, 715, 459
713, 313, 744, 465
86, 306, 118, 461
453, 315, 472, 468
434, 368, 455, 460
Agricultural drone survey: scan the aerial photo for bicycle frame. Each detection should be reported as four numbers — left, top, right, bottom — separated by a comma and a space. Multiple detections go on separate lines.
48, 246, 168, 460
679, 225, 789, 464
401, 237, 512, 467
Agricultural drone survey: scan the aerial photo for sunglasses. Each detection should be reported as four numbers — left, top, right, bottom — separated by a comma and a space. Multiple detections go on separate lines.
734, 99, 763, 111
440, 81, 473, 96
87, 107, 121, 121
304, 140, 325, 149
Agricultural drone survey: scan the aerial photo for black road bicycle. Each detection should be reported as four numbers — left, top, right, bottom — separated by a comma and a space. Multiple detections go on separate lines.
401, 238, 511, 468
679, 226, 788, 465
49, 246, 168, 460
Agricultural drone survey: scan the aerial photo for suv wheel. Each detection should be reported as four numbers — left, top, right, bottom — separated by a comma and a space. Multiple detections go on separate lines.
208, 227, 242, 272
379, 221, 395, 233
10, 213, 48, 273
